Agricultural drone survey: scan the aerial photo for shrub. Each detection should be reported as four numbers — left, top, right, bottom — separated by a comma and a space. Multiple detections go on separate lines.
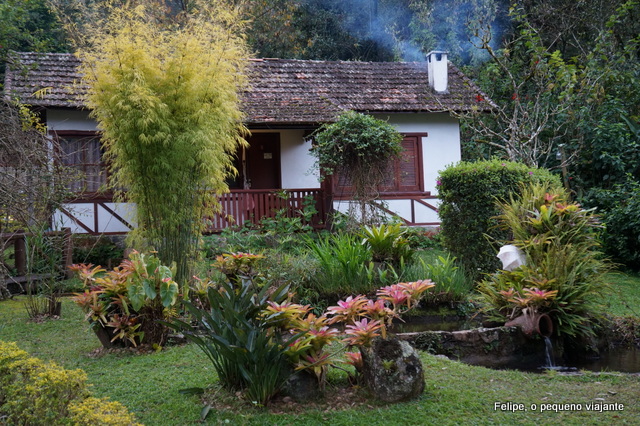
72, 235, 124, 268
167, 278, 299, 406
582, 178, 640, 271
0, 341, 139, 425
359, 223, 413, 265
69, 397, 142, 426
400, 253, 473, 304
437, 159, 560, 280
70, 251, 179, 347
404, 227, 442, 250
476, 183, 611, 338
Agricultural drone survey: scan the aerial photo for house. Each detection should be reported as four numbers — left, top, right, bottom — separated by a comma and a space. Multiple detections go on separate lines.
3, 51, 494, 234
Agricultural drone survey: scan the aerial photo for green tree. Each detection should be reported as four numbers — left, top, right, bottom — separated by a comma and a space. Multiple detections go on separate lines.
0, 0, 69, 87
407, 0, 510, 65
77, 2, 250, 286
518, 0, 638, 60
458, 9, 584, 169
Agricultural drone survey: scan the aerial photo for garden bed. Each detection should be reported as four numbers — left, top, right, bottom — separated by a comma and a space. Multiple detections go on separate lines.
2, 295, 640, 424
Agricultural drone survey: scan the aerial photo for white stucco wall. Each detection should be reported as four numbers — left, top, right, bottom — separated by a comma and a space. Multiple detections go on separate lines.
47, 109, 98, 131
279, 130, 320, 189
372, 112, 461, 195
250, 129, 320, 189
52, 202, 137, 234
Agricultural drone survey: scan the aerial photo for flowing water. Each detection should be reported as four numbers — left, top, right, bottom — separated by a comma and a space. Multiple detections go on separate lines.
543, 336, 555, 368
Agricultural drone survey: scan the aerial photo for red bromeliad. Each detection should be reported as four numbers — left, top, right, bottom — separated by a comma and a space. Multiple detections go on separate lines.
326, 295, 368, 324
344, 318, 382, 346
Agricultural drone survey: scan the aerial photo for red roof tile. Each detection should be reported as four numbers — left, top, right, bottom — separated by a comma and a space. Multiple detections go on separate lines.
4, 52, 495, 125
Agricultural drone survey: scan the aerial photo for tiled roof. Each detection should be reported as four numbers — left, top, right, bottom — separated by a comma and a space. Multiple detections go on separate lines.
4, 52, 495, 125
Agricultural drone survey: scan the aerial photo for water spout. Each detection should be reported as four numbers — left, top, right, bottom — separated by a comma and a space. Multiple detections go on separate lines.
505, 312, 553, 338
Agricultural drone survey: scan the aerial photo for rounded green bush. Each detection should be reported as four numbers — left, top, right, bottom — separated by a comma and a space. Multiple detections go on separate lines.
437, 159, 560, 280
0, 340, 139, 426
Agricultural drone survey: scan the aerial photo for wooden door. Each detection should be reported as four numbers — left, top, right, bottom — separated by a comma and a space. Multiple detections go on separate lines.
246, 133, 281, 189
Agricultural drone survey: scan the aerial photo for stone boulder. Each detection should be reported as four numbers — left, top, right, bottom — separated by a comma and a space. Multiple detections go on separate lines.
360, 337, 424, 402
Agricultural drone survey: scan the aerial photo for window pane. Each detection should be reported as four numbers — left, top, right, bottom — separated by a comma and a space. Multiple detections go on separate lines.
333, 134, 423, 195
57, 134, 106, 194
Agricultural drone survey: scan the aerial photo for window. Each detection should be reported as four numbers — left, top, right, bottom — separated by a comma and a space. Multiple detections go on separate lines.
382, 134, 423, 192
334, 133, 425, 196
54, 131, 107, 194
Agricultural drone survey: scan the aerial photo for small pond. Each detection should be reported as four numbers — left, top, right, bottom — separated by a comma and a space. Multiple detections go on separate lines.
398, 316, 640, 374
475, 345, 640, 374
391, 315, 480, 333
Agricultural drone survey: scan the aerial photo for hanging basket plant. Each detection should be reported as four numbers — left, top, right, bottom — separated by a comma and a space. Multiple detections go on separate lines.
311, 111, 402, 225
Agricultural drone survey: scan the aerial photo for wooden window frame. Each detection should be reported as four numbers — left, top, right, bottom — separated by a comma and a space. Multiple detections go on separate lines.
333, 132, 428, 198
51, 130, 110, 200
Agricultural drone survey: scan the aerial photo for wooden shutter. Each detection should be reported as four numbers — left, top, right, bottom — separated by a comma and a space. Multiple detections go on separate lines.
397, 135, 421, 192
56, 132, 107, 194
333, 133, 424, 196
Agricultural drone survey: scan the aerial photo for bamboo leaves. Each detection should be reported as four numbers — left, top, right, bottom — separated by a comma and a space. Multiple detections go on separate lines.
77, 1, 250, 287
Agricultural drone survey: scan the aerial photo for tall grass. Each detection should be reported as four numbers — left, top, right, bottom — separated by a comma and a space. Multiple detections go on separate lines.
400, 252, 473, 304
305, 233, 376, 299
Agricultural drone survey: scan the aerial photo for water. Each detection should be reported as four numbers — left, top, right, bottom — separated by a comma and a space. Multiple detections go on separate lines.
543, 336, 555, 368
570, 346, 640, 373
397, 317, 640, 373
538, 337, 640, 374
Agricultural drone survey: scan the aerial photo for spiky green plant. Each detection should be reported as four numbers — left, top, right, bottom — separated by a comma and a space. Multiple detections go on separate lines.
166, 279, 302, 406
477, 183, 611, 338
359, 223, 413, 265
305, 233, 375, 298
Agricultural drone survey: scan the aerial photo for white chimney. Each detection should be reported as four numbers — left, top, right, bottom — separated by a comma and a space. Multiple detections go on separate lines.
427, 51, 448, 94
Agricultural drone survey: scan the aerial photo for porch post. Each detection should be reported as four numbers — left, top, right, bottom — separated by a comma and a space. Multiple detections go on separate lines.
14, 232, 27, 277
322, 176, 334, 230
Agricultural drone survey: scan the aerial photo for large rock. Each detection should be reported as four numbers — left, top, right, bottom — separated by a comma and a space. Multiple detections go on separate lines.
360, 337, 424, 403
280, 368, 321, 402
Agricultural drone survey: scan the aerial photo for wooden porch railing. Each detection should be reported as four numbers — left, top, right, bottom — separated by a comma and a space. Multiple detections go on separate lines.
1, 228, 73, 295
207, 188, 328, 231
370, 196, 440, 226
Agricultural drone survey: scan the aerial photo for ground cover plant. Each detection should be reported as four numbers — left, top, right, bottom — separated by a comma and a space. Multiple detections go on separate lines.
0, 341, 140, 425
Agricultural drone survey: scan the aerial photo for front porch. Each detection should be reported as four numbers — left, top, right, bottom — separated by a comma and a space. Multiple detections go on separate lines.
54, 188, 330, 235
53, 188, 441, 235
207, 188, 330, 231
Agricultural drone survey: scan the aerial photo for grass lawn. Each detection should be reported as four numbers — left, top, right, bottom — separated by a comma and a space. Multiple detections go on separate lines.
602, 271, 640, 317
2, 270, 639, 426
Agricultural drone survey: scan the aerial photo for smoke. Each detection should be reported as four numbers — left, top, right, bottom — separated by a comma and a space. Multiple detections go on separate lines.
322, 0, 509, 65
